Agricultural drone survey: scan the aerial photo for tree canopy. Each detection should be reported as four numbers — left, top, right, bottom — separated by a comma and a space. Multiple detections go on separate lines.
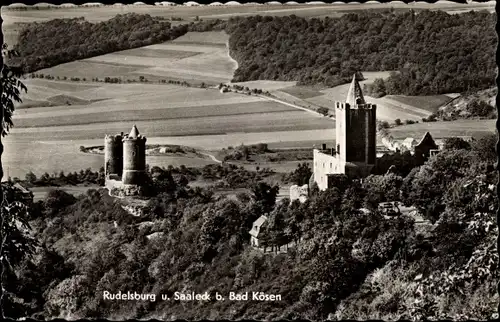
226, 10, 495, 94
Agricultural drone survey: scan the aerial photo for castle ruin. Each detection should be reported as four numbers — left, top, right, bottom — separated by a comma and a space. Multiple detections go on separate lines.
104, 125, 147, 196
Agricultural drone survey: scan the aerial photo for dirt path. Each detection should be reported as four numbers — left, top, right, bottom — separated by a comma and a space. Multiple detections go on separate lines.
199, 151, 223, 163
226, 38, 239, 72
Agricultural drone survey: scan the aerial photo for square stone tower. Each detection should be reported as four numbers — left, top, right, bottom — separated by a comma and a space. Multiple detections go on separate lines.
307, 74, 379, 190
335, 74, 377, 167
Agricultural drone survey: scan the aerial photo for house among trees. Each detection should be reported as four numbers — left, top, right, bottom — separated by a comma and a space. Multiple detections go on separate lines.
12, 182, 34, 206
378, 131, 452, 164
401, 137, 418, 151
249, 215, 268, 248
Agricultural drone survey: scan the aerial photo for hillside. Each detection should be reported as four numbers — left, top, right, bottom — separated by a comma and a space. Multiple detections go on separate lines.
11, 10, 496, 97
225, 11, 496, 95
435, 87, 497, 121
4, 134, 498, 320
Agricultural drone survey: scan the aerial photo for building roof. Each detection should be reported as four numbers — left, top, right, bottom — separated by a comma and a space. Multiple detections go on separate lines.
249, 215, 268, 237
128, 125, 140, 139
416, 131, 438, 148
403, 137, 417, 146
13, 182, 31, 194
346, 74, 366, 106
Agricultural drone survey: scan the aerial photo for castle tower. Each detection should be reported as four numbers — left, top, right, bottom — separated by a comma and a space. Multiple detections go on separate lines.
335, 74, 377, 166
104, 133, 123, 179
122, 125, 147, 185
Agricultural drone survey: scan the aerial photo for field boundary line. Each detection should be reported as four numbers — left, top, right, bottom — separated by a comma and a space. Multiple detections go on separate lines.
257, 94, 328, 118
382, 96, 437, 116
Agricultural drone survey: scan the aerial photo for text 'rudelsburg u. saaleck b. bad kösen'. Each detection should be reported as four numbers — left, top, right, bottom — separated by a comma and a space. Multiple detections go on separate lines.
103, 290, 282, 302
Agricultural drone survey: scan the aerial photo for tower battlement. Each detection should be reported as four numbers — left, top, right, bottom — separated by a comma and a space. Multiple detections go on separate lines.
122, 125, 147, 186
123, 135, 147, 142
335, 74, 377, 166
122, 124, 147, 142
105, 133, 123, 142
335, 102, 377, 110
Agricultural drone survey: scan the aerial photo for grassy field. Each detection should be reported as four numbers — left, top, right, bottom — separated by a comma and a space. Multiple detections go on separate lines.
31, 184, 101, 202
280, 86, 325, 99
388, 119, 496, 140
3, 129, 335, 180
387, 95, 454, 113
12, 111, 333, 138
4, 116, 493, 181
172, 30, 229, 45
35, 31, 237, 85
273, 71, 398, 117
318, 71, 396, 101
14, 78, 333, 133
15, 101, 298, 128
275, 71, 454, 122
365, 95, 433, 122
35, 61, 145, 79
18, 78, 261, 108
113, 48, 200, 59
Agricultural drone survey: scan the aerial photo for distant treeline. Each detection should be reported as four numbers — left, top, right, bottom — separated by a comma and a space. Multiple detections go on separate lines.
225, 10, 496, 95
11, 10, 496, 95
10, 14, 191, 73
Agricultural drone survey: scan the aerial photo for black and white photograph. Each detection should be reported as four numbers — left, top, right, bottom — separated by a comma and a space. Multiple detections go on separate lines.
0, 0, 497, 320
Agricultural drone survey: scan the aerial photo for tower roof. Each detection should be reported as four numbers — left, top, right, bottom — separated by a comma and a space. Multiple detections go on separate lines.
128, 125, 140, 139
346, 74, 366, 106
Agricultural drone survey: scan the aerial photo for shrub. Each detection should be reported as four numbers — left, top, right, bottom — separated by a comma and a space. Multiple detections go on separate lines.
317, 107, 329, 116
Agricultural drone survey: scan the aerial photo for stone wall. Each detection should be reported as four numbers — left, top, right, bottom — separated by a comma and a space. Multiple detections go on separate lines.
106, 179, 147, 197
105, 178, 123, 192
313, 149, 344, 191
290, 184, 309, 203
123, 137, 147, 185
336, 102, 376, 165
104, 135, 123, 177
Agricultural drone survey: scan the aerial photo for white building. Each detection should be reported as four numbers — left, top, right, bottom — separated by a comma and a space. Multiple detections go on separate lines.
249, 215, 268, 248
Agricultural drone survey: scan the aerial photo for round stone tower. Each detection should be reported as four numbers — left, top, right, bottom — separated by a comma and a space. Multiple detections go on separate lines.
104, 133, 123, 179
122, 125, 147, 185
